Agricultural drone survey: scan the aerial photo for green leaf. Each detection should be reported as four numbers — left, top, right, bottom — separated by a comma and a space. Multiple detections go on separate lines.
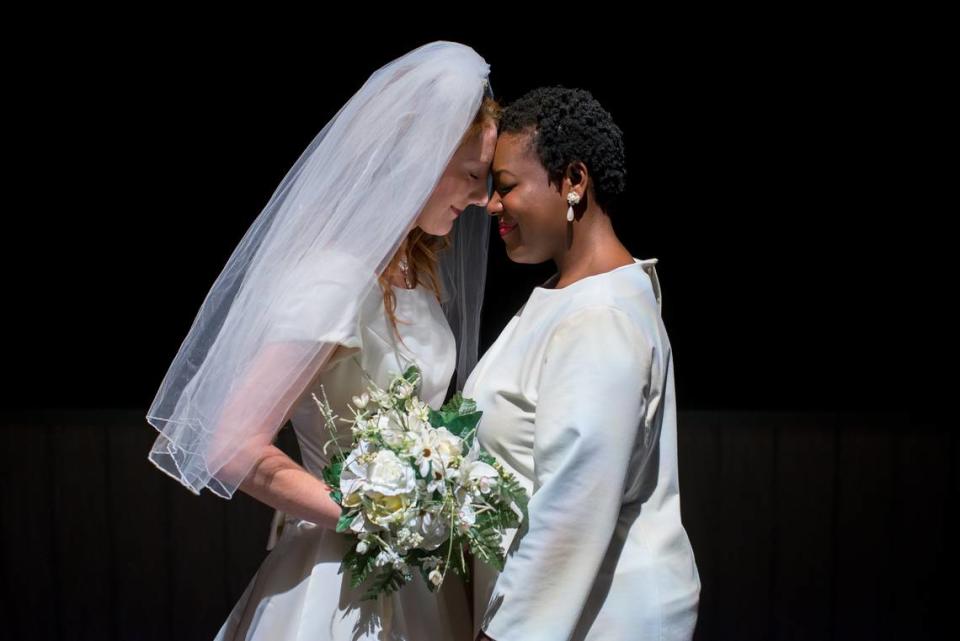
428, 408, 445, 428
348, 550, 378, 589
335, 511, 355, 533
321, 455, 344, 488
402, 364, 422, 383
464, 521, 506, 572
456, 397, 477, 415
496, 471, 530, 524
439, 391, 464, 414
444, 411, 482, 438
360, 568, 409, 601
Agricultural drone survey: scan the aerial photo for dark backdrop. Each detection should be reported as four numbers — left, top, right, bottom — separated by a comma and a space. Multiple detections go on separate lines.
2, 17, 952, 641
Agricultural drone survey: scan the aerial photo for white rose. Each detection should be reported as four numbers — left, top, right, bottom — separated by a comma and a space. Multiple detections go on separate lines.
367, 449, 417, 497
429, 568, 444, 586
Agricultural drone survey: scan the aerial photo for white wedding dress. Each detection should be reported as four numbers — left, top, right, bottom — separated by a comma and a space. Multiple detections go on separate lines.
214, 278, 473, 641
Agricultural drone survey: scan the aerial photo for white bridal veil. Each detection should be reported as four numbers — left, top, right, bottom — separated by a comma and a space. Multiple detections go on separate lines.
146, 41, 493, 498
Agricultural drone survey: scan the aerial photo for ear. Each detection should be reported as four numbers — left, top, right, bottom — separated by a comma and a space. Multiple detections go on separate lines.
565, 161, 590, 195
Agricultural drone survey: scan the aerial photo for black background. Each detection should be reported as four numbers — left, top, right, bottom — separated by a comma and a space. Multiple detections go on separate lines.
1, 15, 953, 641
4, 20, 951, 414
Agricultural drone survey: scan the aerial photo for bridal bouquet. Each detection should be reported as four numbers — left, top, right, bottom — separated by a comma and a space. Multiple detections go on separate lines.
314, 365, 529, 600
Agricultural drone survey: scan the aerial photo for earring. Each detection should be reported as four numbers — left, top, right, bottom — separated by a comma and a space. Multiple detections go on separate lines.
566, 191, 581, 222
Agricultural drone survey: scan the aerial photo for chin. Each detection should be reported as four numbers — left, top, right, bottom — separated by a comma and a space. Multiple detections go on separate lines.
423, 222, 449, 236
505, 246, 547, 265
503, 245, 526, 264
417, 224, 446, 237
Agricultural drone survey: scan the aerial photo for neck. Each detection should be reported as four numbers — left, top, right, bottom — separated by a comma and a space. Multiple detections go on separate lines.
551, 206, 633, 289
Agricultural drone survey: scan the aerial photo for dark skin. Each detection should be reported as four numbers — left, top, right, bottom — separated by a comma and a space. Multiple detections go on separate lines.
474, 130, 633, 641
487, 129, 634, 285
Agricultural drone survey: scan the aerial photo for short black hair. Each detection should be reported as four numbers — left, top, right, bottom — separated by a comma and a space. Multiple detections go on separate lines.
498, 86, 626, 215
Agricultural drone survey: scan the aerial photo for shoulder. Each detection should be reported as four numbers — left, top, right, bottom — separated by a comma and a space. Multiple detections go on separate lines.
281, 249, 376, 292
550, 261, 662, 340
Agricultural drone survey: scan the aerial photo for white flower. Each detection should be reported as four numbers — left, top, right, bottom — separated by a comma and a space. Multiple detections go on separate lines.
394, 526, 424, 553
339, 440, 377, 502
352, 392, 370, 409
405, 396, 431, 423
339, 442, 418, 531
356, 539, 370, 554
405, 505, 449, 551
409, 426, 463, 486
377, 410, 407, 448
375, 547, 400, 568
429, 568, 444, 586
457, 502, 476, 533
433, 427, 463, 467
394, 379, 414, 399
409, 428, 444, 478
404, 410, 428, 436
370, 388, 393, 409
459, 443, 499, 495
426, 467, 446, 495
349, 511, 376, 534
367, 449, 417, 497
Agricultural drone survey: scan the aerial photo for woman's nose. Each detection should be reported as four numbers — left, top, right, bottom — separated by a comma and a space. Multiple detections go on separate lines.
486, 191, 502, 215
471, 182, 490, 208
474, 191, 490, 208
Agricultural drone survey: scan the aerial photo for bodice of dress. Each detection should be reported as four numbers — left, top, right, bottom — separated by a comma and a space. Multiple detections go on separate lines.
288, 282, 457, 477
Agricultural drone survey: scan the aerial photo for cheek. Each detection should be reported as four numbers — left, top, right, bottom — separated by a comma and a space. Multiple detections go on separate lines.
423, 180, 452, 216
511, 189, 559, 235
430, 176, 460, 207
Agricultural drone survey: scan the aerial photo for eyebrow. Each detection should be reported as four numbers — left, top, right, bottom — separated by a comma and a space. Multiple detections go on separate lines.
493, 169, 516, 178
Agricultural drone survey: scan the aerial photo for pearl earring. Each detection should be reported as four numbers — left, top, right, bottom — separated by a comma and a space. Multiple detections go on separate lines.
566, 191, 581, 222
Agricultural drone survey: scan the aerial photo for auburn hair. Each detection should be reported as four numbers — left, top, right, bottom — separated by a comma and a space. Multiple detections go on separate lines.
377, 95, 501, 344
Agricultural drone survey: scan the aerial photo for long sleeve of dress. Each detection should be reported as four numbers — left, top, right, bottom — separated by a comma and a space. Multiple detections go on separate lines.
481, 304, 655, 641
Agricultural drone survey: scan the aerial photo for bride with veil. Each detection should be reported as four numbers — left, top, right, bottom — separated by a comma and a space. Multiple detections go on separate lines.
145, 41, 499, 640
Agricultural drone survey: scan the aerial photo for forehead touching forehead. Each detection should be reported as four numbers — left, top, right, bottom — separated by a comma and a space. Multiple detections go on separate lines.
459, 121, 497, 166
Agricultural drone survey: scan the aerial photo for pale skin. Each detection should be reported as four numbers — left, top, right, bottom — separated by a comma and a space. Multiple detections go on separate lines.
236, 121, 497, 530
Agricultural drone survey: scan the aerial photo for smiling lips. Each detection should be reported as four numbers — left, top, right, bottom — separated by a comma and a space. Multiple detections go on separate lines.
498, 218, 518, 237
